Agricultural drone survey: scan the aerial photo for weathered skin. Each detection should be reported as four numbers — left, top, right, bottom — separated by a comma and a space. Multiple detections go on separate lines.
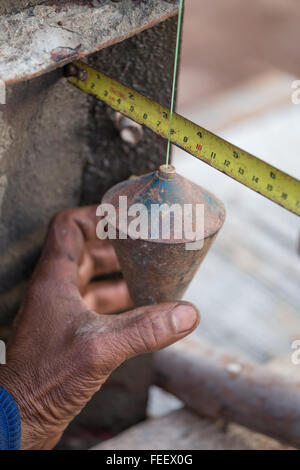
0, 205, 199, 450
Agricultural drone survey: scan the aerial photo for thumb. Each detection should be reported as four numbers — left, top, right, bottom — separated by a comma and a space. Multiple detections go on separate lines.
110, 301, 200, 362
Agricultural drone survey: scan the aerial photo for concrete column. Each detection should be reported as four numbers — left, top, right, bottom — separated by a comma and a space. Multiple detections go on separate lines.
0, 16, 178, 448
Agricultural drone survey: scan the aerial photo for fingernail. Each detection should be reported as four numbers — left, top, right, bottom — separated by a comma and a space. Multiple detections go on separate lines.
172, 304, 199, 333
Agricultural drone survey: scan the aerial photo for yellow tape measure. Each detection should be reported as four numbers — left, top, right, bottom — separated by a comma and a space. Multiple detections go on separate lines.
68, 61, 300, 216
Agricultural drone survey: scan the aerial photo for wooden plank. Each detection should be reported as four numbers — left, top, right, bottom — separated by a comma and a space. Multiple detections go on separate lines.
92, 408, 293, 450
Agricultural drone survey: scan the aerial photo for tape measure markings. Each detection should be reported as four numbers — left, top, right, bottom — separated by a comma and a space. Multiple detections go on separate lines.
69, 61, 300, 216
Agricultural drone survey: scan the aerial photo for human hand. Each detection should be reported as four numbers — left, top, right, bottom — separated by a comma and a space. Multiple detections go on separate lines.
0, 206, 200, 449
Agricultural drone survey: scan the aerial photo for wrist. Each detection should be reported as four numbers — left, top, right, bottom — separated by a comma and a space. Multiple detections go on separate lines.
0, 363, 59, 450
0, 383, 21, 450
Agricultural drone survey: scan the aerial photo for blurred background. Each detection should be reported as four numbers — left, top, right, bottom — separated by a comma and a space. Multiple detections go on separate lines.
1, 0, 299, 448
149, 0, 300, 416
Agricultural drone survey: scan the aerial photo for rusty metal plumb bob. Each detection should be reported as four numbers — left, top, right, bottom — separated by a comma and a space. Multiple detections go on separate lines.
102, 164, 225, 306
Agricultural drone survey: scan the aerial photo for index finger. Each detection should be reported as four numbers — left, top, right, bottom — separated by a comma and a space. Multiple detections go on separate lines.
32, 206, 99, 287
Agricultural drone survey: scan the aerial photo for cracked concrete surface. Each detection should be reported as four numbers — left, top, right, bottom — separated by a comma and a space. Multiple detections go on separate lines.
0, 1, 45, 15
0, 12, 178, 440
0, 0, 178, 83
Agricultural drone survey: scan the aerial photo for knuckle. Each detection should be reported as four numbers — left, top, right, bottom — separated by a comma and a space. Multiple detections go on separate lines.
50, 208, 74, 230
134, 312, 163, 353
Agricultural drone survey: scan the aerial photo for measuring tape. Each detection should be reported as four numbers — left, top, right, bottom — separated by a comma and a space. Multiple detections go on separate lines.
68, 61, 300, 217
